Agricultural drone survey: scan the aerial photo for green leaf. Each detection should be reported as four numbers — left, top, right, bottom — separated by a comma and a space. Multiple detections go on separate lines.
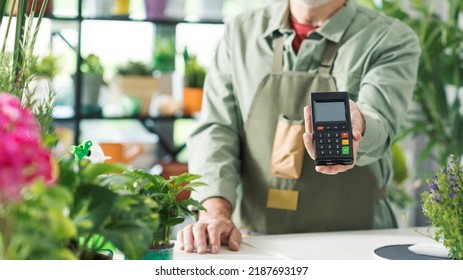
180, 198, 206, 211
82, 162, 126, 183
72, 183, 119, 234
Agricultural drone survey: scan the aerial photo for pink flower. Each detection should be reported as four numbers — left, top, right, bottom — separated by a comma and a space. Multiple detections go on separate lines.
0, 93, 53, 201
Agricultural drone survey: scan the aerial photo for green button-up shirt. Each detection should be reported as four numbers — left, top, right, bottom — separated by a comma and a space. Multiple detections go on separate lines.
188, 0, 420, 228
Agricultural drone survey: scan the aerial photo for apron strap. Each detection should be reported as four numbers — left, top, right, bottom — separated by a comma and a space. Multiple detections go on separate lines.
319, 40, 339, 76
272, 36, 285, 72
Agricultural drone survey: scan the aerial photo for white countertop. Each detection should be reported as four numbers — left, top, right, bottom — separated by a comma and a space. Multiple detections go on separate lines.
174, 227, 439, 260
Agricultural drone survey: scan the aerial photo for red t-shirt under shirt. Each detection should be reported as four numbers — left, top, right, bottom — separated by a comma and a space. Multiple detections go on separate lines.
290, 16, 319, 53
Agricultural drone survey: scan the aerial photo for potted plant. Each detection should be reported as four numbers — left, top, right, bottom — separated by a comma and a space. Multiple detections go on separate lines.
183, 48, 206, 116
79, 53, 105, 115
0, 126, 160, 260
112, 0, 131, 18
28, 53, 61, 106
32, 53, 61, 79
154, 37, 176, 74
144, 0, 168, 20
153, 36, 176, 96
57, 153, 160, 260
100, 169, 206, 259
111, 60, 158, 116
421, 155, 463, 259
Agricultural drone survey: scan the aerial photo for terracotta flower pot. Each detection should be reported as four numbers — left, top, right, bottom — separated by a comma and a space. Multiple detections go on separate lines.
183, 87, 203, 116
8, 0, 53, 16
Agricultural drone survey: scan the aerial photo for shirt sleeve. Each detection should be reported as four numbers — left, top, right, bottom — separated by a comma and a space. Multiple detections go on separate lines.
356, 20, 421, 166
187, 23, 241, 209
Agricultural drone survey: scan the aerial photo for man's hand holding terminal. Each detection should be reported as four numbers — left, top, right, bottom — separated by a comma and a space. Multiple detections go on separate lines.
303, 100, 366, 175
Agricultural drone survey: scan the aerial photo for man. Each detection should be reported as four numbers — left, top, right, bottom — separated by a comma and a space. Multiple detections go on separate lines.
177, 0, 420, 254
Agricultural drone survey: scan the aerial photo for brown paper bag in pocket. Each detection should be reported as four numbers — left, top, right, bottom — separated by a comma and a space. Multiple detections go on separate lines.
271, 114, 305, 179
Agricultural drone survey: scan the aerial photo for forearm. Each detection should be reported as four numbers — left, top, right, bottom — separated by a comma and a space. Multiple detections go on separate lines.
356, 27, 420, 165
199, 197, 233, 220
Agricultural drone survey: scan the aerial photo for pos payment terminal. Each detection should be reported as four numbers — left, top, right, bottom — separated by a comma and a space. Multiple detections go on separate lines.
311, 91, 354, 166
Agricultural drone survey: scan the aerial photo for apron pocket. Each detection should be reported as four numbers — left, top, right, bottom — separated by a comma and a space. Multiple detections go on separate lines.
271, 114, 305, 179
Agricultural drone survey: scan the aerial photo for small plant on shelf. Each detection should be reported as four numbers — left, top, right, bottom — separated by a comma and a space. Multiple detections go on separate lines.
116, 60, 154, 76
183, 48, 206, 89
153, 37, 176, 74
79, 53, 105, 115
113, 60, 158, 116
81, 53, 104, 76
182, 48, 206, 116
32, 54, 61, 79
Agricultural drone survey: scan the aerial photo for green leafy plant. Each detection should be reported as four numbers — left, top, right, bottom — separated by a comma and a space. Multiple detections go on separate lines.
0, 181, 77, 260
0, 0, 55, 143
422, 155, 463, 259
32, 53, 61, 79
1, 155, 160, 260
360, 0, 463, 170
81, 53, 104, 75
101, 169, 206, 249
183, 48, 206, 88
0, 99, 159, 260
0, 1, 166, 261
116, 60, 154, 76
153, 37, 176, 73
57, 158, 160, 260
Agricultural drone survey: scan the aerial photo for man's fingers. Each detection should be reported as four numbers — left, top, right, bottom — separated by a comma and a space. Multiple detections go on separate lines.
207, 221, 227, 254
181, 224, 195, 253
303, 132, 315, 160
227, 227, 242, 251
303, 106, 316, 160
304, 106, 312, 134
177, 214, 242, 254
192, 222, 209, 254
352, 128, 363, 142
176, 229, 185, 250
315, 164, 354, 174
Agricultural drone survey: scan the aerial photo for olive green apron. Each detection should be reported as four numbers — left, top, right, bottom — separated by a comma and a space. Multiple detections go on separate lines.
241, 36, 378, 234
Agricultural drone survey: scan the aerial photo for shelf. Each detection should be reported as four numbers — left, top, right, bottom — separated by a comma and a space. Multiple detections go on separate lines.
79, 16, 223, 25
4, 14, 222, 25
45, 0, 211, 163
53, 114, 195, 122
